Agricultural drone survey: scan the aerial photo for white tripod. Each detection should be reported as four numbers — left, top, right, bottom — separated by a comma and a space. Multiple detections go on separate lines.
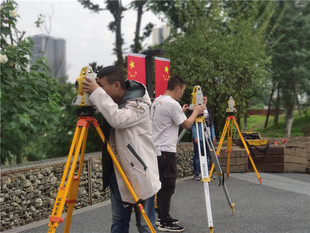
178, 86, 235, 233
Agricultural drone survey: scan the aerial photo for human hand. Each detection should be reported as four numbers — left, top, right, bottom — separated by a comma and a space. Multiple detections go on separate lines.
193, 105, 204, 116
194, 138, 198, 144
182, 104, 189, 113
82, 77, 100, 94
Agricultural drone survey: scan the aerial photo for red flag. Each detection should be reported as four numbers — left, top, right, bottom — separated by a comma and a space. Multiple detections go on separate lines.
155, 57, 170, 97
127, 53, 146, 85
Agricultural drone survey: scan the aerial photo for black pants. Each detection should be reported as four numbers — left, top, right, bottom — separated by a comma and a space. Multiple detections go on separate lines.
157, 151, 177, 223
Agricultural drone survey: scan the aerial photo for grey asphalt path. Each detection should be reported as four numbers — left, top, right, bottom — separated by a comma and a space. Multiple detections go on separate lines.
3, 172, 310, 233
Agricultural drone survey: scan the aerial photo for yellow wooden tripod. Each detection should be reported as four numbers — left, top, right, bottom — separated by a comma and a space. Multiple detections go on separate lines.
209, 97, 262, 184
47, 113, 156, 233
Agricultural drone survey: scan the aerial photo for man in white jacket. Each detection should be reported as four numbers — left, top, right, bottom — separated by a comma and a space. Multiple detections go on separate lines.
82, 66, 161, 233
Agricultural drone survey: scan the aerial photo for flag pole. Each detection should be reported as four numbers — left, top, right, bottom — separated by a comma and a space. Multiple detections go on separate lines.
142, 50, 165, 99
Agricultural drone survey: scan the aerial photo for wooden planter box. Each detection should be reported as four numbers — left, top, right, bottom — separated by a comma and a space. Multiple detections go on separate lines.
217, 146, 248, 173
249, 144, 307, 173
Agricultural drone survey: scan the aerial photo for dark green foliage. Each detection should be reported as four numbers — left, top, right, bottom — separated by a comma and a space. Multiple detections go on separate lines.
157, 1, 274, 138
1, 1, 62, 164
22, 82, 102, 161
78, 0, 103, 12
271, 1, 310, 136
148, 0, 210, 33
1, 1, 102, 164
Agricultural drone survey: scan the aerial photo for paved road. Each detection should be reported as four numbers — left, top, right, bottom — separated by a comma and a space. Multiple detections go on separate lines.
4, 172, 310, 233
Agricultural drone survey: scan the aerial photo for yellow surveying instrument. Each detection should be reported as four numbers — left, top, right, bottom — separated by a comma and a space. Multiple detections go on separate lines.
71, 66, 96, 106
209, 96, 262, 184
178, 86, 235, 233
47, 67, 156, 233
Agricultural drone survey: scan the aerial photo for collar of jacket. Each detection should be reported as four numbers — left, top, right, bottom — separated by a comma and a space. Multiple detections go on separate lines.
118, 80, 145, 109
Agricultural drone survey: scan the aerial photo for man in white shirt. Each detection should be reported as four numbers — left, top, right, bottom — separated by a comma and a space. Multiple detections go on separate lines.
151, 76, 204, 232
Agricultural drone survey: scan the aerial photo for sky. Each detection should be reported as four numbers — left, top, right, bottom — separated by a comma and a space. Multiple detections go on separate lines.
16, 0, 165, 83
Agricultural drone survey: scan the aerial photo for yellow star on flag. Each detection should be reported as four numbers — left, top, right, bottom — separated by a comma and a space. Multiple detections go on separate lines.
165, 66, 169, 73
130, 61, 135, 69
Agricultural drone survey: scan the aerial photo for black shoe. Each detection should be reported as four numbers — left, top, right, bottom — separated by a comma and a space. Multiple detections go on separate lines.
194, 173, 201, 181
156, 218, 161, 226
156, 217, 179, 226
158, 222, 185, 232
167, 216, 179, 224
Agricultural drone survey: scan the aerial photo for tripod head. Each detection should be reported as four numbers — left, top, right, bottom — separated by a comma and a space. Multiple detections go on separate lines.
77, 106, 96, 116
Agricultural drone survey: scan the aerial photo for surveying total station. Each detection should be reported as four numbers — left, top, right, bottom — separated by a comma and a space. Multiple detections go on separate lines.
209, 96, 262, 184
47, 66, 156, 233
71, 66, 96, 107
178, 86, 235, 233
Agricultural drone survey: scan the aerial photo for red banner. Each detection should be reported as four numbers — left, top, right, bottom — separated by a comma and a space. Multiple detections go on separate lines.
127, 53, 146, 85
155, 57, 170, 97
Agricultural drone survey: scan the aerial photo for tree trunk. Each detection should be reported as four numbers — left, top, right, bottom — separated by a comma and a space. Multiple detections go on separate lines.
264, 83, 275, 128
285, 80, 297, 137
285, 106, 294, 137
132, 1, 146, 53
115, 5, 124, 68
243, 111, 248, 131
274, 83, 280, 126
106, 0, 124, 68
16, 154, 22, 164
296, 94, 301, 117
242, 100, 250, 131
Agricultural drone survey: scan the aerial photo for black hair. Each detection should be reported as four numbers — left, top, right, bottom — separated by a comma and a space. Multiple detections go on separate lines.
167, 75, 186, 91
97, 66, 126, 89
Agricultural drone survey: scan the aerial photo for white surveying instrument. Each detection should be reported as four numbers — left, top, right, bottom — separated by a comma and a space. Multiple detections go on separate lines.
178, 86, 235, 233
226, 96, 236, 113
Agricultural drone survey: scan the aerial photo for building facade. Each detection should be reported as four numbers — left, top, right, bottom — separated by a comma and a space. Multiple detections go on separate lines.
152, 25, 170, 45
31, 34, 66, 78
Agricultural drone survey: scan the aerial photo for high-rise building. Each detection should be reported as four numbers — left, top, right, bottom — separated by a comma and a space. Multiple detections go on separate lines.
152, 25, 170, 45
31, 34, 66, 78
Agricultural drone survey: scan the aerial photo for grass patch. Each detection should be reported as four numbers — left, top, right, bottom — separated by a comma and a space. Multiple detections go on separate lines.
242, 110, 310, 138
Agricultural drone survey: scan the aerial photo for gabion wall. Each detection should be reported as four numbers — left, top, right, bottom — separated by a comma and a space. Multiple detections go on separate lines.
0, 143, 194, 231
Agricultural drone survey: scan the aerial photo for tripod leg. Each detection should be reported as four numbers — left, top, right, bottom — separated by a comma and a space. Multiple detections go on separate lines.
210, 119, 229, 177
196, 121, 214, 233
226, 120, 233, 178
64, 127, 89, 233
196, 122, 210, 181
48, 126, 86, 233
204, 122, 235, 214
233, 119, 262, 184
94, 125, 156, 233
177, 128, 187, 144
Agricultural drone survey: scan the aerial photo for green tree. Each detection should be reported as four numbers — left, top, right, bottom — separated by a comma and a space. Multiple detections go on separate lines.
0, 0, 61, 164
22, 82, 102, 161
271, 1, 310, 137
130, 0, 154, 53
148, 0, 210, 34
153, 1, 274, 137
